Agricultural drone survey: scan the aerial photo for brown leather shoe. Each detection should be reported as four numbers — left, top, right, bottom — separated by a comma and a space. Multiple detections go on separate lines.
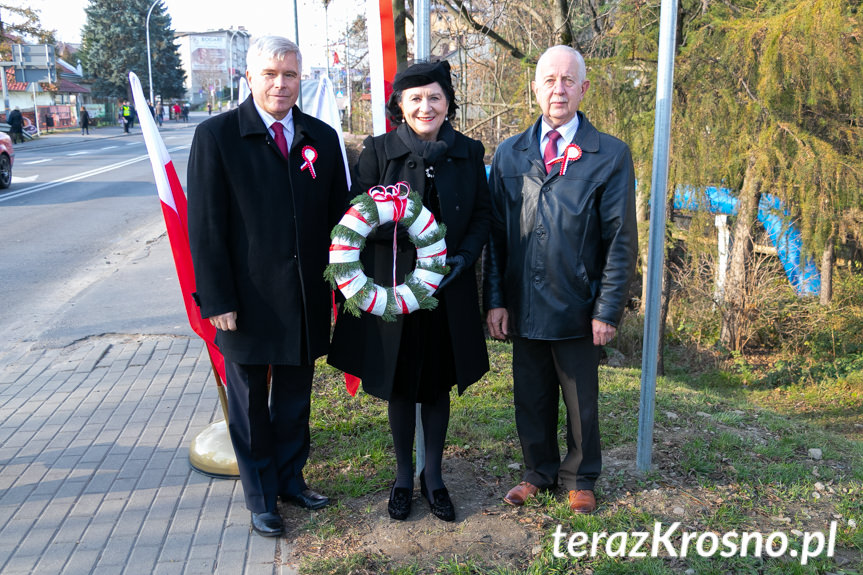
504, 481, 539, 506
568, 490, 597, 514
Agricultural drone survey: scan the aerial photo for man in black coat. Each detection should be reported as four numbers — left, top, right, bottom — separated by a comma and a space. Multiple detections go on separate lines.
484, 45, 638, 515
188, 36, 348, 537
7, 107, 23, 143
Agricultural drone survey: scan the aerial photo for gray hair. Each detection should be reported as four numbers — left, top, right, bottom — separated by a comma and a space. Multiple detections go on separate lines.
534, 45, 587, 85
246, 36, 303, 75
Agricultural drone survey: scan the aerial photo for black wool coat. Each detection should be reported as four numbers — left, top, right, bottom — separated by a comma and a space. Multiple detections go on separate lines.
327, 125, 491, 399
188, 98, 348, 364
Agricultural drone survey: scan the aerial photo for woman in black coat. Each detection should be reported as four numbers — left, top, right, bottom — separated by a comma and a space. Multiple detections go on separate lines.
328, 61, 490, 522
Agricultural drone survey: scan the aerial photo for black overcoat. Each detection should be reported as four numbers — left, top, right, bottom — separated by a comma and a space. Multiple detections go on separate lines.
188, 98, 348, 364
327, 125, 491, 399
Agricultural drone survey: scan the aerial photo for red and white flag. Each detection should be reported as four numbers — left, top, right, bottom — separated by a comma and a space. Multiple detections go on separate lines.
129, 72, 226, 385
367, 0, 398, 134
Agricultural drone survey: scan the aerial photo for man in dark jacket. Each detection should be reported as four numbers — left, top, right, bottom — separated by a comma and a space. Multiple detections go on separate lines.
188, 36, 347, 537
484, 45, 637, 515
7, 107, 23, 143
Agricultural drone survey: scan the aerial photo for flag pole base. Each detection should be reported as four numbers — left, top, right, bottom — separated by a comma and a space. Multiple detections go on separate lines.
189, 419, 240, 479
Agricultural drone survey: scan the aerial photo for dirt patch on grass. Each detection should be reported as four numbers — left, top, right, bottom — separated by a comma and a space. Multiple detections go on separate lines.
278, 418, 860, 573
281, 457, 541, 571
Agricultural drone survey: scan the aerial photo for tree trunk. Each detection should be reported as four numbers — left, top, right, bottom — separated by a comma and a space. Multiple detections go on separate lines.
637, 184, 649, 314
819, 239, 834, 305
657, 193, 676, 376
553, 0, 574, 46
720, 156, 761, 351
393, 0, 408, 66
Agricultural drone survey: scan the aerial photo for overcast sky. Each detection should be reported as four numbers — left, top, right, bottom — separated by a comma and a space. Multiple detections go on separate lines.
26, 0, 361, 68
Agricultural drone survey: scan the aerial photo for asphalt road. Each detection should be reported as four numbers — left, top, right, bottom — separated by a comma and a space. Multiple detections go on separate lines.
0, 117, 202, 351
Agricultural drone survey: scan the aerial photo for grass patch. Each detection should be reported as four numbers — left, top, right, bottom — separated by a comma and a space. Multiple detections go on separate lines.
295, 338, 863, 574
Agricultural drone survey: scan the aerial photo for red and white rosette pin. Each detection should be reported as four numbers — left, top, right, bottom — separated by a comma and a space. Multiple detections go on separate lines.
547, 143, 583, 176
300, 145, 318, 179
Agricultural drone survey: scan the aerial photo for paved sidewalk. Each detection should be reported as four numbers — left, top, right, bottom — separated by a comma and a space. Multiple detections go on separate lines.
0, 335, 299, 574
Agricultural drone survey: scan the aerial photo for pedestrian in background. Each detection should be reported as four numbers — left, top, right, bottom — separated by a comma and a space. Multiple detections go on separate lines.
7, 107, 23, 143
80, 106, 90, 135
155, 102, 163, 127
484, 45, 638, 515
188, 35, 348, 538
121, 100, 133, 133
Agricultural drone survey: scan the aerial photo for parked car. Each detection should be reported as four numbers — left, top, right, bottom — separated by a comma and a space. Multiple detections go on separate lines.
0, 130, 13, 189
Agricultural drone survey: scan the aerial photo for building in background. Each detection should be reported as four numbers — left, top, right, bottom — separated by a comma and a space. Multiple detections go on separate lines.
0, 42, 92, 133
175, 28, 251, 109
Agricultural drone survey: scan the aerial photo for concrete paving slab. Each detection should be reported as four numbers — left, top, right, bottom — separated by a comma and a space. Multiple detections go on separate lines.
0, 337, 294, 574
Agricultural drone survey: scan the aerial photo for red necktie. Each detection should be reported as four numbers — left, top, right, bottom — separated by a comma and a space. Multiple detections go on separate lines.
271, 122, 289, 159
543, 129, 561, 174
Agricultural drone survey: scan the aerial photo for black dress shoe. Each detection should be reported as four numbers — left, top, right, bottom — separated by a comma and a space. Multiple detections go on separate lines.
387, 483, 412, 520
251, 511, 283, 537
283, 488, 330, 510
420, 470, 455, 522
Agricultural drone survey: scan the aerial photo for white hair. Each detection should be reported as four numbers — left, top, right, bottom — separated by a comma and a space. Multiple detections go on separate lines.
534, 45, 587, 84
246, 36, 303, 75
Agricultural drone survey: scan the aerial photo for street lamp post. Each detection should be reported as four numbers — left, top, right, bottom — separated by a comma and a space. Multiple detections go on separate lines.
228, 30, 240, 108
145, 0, 159, 106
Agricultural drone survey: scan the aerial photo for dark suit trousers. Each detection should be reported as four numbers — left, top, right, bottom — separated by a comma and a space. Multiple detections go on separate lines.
512, 336, 601, 491
225, 361, 313, 513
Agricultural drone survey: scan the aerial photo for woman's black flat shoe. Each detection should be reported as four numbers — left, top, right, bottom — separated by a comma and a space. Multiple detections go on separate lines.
387, 484, 412, 520
420, 471, 456, 522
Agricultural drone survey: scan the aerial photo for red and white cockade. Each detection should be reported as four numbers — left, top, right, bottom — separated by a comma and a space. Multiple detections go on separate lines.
547, 143, 583, 176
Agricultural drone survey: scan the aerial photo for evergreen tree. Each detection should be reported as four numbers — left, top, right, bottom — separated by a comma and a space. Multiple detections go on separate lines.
78, 0, 185, 101
668, 0, 862, 345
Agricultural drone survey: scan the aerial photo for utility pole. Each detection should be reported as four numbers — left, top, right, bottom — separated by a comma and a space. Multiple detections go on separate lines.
145, 0, 159, 105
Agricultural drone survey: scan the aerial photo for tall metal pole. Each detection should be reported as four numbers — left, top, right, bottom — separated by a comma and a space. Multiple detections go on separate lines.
32, 81, 40, 136
293, 0, 303, 109
2, 65, 10, 116
637, 0, 679, 472
325, 5, 330, 81
145, 0, 159, 105
345, 21, 352, 132
229, 30, 239, 108
413, 0, 431, 478
415, 0, 430, 61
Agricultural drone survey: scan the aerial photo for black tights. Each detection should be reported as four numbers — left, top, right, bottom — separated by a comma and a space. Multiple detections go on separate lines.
388, 391, 450, 494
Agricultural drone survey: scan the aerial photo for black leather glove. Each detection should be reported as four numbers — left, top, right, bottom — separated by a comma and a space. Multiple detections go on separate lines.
367, 221, 409, 243
437, 255, 466, 290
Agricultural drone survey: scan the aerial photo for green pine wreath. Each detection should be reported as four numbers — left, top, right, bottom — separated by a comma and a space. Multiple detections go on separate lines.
325, 183, 448, 322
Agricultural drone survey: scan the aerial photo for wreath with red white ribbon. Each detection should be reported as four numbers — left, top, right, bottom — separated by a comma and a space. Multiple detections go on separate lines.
325, 182, 448, 322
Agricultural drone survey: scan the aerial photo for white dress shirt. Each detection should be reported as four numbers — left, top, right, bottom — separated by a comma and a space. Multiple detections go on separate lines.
253, 101, 295, 152
538, 114, 580, 160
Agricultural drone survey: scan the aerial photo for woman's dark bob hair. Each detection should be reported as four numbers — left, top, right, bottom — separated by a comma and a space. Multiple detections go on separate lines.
385, 60, 458, 123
